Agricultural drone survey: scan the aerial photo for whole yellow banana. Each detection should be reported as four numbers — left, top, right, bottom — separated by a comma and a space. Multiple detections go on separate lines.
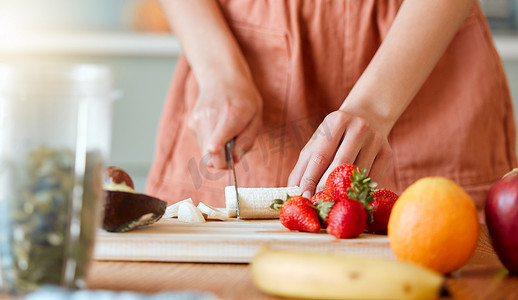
251, 246, 443, 300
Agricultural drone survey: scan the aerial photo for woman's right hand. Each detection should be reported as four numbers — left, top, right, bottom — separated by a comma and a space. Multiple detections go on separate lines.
188, 75, 263, 169
159, 0, 263, 168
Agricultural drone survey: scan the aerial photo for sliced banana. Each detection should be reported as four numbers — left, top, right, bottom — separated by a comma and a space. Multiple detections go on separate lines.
197, 202, 229, 220
225, 186, 300, 219
177, 201, 205, 223
164, 198, 194, 218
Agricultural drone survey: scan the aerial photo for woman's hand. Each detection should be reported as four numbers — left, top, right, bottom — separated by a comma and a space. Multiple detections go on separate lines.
160, 0, 264, 168
288, 109, 392, 198
189, 76, 263, 169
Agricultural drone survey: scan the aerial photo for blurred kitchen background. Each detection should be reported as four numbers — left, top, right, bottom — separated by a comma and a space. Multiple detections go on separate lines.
1, 0, 518, 192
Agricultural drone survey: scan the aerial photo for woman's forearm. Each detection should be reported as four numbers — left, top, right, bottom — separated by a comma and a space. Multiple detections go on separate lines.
340, 0, 475, 134
159, 0, 252, 85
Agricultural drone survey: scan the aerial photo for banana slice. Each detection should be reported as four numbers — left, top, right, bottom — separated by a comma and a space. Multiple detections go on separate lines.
177, 201, 205, 223
164, 198, 194, 218
197, 202, 229, 220
225, 186, 300, 219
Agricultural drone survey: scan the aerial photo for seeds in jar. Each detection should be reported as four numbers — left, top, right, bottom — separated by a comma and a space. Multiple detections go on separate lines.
2, 147, 102, 292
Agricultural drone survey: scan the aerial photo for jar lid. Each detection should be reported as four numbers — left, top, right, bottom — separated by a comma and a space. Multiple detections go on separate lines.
0, 63, 116, 99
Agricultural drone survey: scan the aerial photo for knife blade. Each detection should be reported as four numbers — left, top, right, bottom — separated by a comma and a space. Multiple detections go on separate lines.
225, 139, 240, 218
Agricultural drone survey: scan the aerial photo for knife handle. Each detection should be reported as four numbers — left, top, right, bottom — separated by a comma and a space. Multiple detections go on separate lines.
225, 138, 236, 163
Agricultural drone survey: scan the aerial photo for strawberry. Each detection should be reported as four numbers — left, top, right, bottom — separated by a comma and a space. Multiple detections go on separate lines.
325, 164, 377, 201
322, 166, 377, 238
366, 189, 399, 235
324, 164, 356, 201
326, 199, 368, 238
271, 195, 321, 233
310, 191, 333, 206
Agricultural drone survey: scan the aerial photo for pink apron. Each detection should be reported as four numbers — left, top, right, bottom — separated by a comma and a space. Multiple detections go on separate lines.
146, 0, 517, 209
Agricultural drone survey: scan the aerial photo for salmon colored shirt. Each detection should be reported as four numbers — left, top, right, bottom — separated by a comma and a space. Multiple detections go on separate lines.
146, 0, 517, 209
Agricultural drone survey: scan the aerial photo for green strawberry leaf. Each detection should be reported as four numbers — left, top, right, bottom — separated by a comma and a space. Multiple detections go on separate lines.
316, 198, 335, 223
347, 167, 376, 223
270, 194, 291, 211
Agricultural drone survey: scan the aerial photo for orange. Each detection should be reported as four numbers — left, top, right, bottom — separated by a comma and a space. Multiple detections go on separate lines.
388, 177, 479, 274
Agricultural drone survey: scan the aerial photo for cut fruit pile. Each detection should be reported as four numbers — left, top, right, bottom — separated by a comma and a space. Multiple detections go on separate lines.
164, 198, 230, 223
272, 164, 399, 239
163, 164, 399, 238
165, 186, 301, 222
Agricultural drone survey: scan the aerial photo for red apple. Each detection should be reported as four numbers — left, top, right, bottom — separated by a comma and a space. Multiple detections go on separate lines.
485, 171, 518, 274
103, 166, 135, 192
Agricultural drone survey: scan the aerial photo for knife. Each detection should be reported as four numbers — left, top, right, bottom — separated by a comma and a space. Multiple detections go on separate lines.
225, 139, 240, 218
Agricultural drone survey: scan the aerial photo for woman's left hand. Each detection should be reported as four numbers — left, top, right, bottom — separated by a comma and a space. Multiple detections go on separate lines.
287, 109, 392, 198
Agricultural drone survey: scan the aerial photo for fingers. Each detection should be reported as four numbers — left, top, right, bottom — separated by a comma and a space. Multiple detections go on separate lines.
321, 119, 391, 189
314, 118, 366, 193
207, 128, 243, 169
298, 151, 333, 198
287, 156, 309, 187
206, 106, 262, 169
289, 112, 348, 196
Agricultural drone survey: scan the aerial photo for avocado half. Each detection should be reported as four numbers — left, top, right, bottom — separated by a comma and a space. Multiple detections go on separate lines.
103, 191, 167, 232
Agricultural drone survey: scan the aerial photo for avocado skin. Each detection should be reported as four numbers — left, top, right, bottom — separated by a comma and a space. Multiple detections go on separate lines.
103, 191, 167, 232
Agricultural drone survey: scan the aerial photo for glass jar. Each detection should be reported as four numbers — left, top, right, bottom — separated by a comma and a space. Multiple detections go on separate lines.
0, 63, 115, 294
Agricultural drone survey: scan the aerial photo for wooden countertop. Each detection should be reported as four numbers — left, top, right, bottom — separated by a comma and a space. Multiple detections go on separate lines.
85, 226, 518, 300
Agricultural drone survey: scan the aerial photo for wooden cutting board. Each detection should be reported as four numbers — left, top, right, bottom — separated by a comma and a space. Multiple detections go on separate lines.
93, 218, 394, 263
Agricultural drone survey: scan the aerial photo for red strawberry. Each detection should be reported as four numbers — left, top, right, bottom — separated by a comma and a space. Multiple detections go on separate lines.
271, 195, 321, 233
310, 191, 333, 205
366, 189, 399, 235
326, 199, 368, 238
322, 166, 377, 239
325, 164, 373, 201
